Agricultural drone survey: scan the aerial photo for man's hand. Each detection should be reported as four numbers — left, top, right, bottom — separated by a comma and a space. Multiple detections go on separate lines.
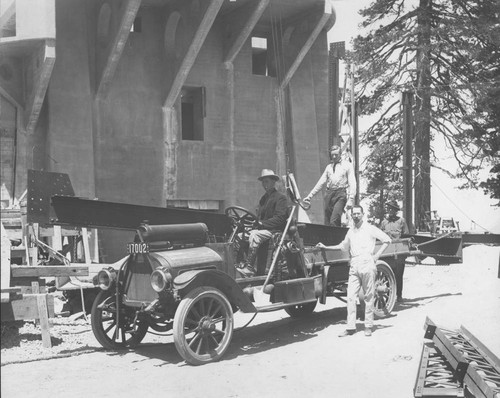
345, 198, 353, 210
303, 196, 311, 204
315, 242, 326, 249
253, 221, 263, 230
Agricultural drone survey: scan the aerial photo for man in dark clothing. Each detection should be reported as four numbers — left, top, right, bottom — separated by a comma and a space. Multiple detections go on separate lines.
236, 169, 288, 277
380, 200, 410, 302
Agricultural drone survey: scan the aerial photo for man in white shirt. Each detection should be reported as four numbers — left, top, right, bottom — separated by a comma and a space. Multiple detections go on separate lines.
303, 145, 356, 227
316, 205, 391, 337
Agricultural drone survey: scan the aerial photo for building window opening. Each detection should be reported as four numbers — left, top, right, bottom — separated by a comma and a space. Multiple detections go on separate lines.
181, 87, 205, 141
130, 17, 142, 32
252, 37, 269, 76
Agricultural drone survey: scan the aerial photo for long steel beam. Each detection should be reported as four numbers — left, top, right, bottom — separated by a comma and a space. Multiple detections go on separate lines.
50, 196, 232, 241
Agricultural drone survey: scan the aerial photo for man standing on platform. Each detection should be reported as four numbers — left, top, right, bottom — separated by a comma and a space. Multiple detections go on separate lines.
303, 145, 356, 227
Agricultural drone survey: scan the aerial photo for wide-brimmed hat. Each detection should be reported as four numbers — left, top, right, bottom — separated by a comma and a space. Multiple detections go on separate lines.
258, 169, 280, 181
386, 200, 400, 210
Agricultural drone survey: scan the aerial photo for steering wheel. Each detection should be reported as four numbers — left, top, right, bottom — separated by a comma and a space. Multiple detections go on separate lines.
224, 206, 259, 244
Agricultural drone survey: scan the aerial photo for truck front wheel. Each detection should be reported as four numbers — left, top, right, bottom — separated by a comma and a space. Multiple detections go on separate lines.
173, 287, 234, 365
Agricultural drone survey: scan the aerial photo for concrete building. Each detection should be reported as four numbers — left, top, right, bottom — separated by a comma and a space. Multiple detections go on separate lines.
1, 0, 336, 260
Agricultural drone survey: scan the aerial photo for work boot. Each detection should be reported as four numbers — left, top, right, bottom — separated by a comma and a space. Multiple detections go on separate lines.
236, 264, 256, 278
235, 247, 258, 278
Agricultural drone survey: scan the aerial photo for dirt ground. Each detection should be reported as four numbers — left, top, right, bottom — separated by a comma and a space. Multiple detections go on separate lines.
1, 244, 499, 398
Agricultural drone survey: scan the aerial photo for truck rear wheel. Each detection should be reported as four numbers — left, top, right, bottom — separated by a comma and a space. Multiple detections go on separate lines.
373, 260, 397, 318
173, 287, 234, 365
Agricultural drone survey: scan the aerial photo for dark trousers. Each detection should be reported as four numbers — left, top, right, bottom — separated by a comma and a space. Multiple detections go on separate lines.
391, 257, 406, 298
324, 188, 347, 227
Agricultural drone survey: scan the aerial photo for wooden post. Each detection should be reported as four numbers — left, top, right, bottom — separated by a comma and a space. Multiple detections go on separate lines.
402, 92, 414, 232
31, 281, 52, 348
91, 228, 99, 263
29, 223, 39, 265
81, 227, 91, 264
52, 225, 63, 251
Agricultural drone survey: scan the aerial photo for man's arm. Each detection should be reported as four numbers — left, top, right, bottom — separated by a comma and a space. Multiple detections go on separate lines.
304, 165, 329, 202
316, 233, 350, 252
401, 218, 410, 235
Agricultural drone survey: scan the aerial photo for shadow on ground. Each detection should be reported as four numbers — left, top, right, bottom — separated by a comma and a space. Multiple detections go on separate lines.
391, 292, 462, 313
104, 306, 348, 366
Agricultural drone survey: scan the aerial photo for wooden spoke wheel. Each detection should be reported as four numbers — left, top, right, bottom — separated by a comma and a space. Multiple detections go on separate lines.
373, 260, 397, 318
284, 300, 317, 318
225, 206, 259, 244
173, 287, 234, 365
91, 290, 148, 350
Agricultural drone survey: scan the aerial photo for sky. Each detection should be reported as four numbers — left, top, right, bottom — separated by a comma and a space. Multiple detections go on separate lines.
326, 0, 500, 233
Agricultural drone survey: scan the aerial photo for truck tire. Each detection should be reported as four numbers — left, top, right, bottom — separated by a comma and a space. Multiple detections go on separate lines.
173, 286, 234, 365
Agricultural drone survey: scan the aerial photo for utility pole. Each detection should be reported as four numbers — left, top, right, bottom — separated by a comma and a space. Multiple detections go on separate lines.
329, 41, 345, 147
350, 64, 359, 205
402, 91, 414, 232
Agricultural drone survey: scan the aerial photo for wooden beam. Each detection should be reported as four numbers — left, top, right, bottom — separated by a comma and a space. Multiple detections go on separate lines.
1, 294, 54, 322
280, 12, 332, 90
164, 0, 224, 109
96, 0, 142, 101
11, 265, 89, 278
223, 0, 269, 65
25, 40, 56, 135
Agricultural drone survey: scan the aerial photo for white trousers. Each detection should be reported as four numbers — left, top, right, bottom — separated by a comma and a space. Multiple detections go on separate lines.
346, 256, 376, 330
248, 229, 273, 249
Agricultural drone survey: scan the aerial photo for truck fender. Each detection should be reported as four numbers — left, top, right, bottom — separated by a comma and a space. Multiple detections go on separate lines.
173, 269, 256, 313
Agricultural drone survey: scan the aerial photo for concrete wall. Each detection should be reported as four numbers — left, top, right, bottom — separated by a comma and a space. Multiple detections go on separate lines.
95, 8, 165, 206
46, 0, 94, 198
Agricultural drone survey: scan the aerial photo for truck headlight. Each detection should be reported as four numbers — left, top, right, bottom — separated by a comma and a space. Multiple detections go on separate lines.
97, 269, 117, 290
151, 268, 172, 292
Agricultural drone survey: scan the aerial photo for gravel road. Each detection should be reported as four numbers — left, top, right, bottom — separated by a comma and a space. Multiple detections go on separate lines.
1, 245, 499, 398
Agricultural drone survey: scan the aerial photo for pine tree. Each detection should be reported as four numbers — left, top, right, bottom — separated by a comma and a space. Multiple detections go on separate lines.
350, 0, 500, 229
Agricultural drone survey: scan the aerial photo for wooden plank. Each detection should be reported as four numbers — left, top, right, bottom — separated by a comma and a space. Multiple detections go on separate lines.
11, 265, 89, 278
37, 294, 52, 348
1, 294, 55, 322
1, 222, 11, 303
0, 287, 22, 294
81, 227, 91, 264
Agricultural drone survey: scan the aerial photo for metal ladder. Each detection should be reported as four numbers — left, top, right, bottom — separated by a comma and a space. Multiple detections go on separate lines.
414, 317, 500, 398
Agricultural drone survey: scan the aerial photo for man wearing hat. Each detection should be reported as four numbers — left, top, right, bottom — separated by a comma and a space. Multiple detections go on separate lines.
380, 200, 410, 301
303, 145, 357, 227
236, 169, 289, 277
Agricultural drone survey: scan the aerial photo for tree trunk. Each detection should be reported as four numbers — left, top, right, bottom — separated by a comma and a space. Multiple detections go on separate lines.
414, 0, 433, 231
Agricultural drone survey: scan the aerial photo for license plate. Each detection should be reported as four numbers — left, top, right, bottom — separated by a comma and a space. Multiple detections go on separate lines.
127, 242, 150, 254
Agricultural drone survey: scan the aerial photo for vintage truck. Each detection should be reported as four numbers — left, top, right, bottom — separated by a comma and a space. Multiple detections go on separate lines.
47, 174, 416, 365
